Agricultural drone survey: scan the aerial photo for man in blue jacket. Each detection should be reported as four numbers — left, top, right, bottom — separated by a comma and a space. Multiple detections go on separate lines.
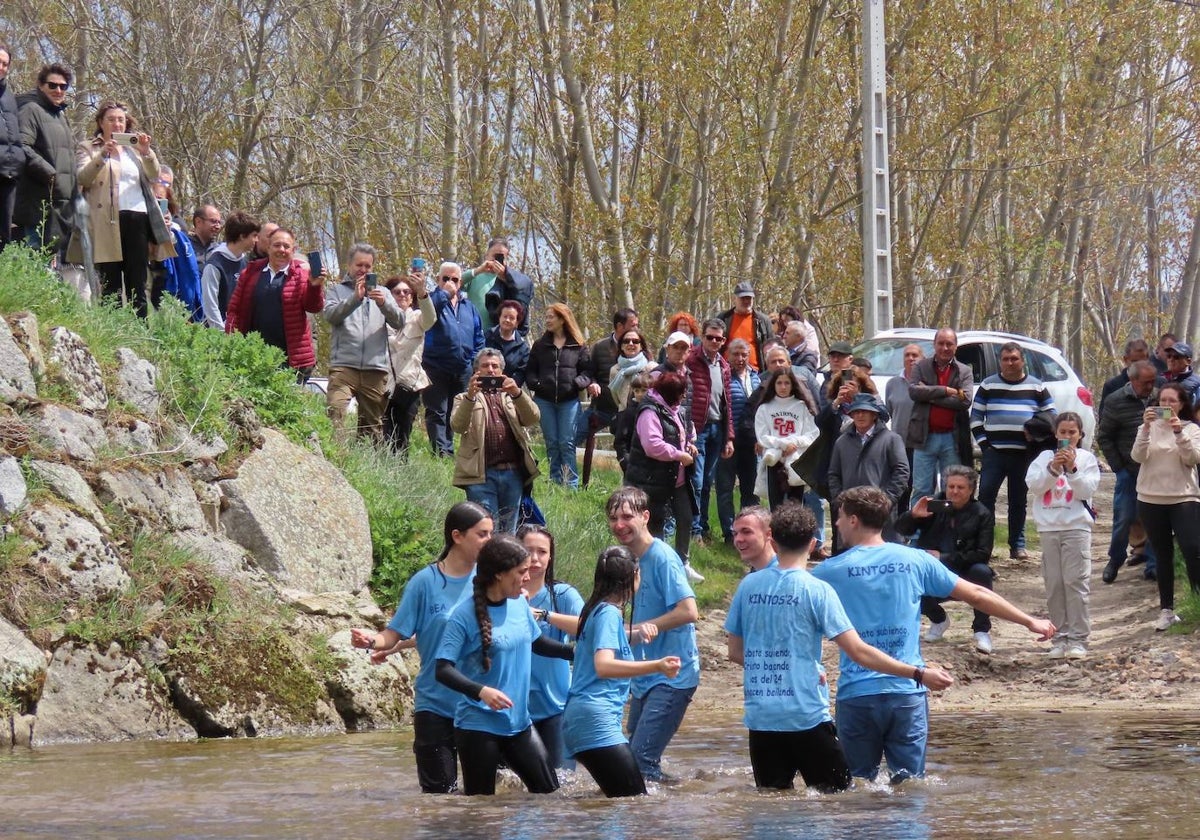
422, 262, 484, 457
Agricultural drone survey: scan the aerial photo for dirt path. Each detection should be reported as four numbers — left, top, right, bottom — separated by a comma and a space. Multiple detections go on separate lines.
691, 471, 1200, 715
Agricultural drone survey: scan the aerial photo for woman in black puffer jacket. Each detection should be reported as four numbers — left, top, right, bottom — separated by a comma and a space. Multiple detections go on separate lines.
525, 302, 593, 488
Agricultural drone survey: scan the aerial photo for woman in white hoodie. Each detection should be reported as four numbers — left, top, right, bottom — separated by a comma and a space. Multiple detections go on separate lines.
1026, 412, 1100, 659
754, 369, 819, 509
1132, 382, 1200, 631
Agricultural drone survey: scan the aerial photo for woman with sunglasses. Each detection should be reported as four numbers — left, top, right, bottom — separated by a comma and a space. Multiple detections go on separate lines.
383, 273, 435, 457
70, 101, 175, 316
608, 327, 655, 409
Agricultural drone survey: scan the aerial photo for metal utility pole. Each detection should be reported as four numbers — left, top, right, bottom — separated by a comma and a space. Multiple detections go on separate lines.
861, 0, 893, 338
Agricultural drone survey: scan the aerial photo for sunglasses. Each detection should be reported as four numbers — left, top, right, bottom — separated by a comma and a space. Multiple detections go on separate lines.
441, 275, 461, 283
45, 82, 70, 91
703, 334, 726, 343
621, 338, 642, 345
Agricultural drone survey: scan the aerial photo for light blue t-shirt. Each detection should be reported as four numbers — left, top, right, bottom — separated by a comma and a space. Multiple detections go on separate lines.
630, 539, 700, 697
810, 542, 958, 700
563, 602, 633, 755
528, 582, 584, 721
435, 596, 542, 736
386, 563, 475, 716
725, 565, 853, 731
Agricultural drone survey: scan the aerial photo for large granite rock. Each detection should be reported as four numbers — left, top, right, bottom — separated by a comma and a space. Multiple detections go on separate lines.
0, 616, 45, 712
219, 428, 372, 593
323, 629, 413, 731
28, 460, 108, 531
96, 466, 205, 531
0, 317, 36, 399
25, 503, 130, 599
7, 312, 45, 380
33, 642, 193, 744
47, 327, 108, 412
30, 404, 107, 461
114, 348, 160, 416
106, 417, 157, 455
0, 453, 27, 515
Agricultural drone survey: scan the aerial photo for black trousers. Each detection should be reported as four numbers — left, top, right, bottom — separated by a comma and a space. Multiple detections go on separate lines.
646, 481, 693, 562
384, 385, 423, 456
575, 743, 647, 798
97, 210, 151, 318
412, 711, 458, 794
454, 725, 559, 796
0, 176, 16, 250
921, 560, 994, 632
748, 723, 851, 792
1139, 500, 1200, 610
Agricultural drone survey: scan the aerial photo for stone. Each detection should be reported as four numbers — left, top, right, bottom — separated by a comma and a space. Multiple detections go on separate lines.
0, 318, 36, 396
160, 419, 229, 462
25, 502, 130, 599
7, 313, 45, 380
168, 531, 273, 588
28, 460, 108, 530
114, 348, 160, 416
47, 327, 108, 412
324, 629, 413, 731
106, 417, 157, 455
33, 642, 193, 744
31, 404, 107, 462
219, 428, 372, 593
0, 616, 46, 712
96, 466, 205, 532
0, 454, 28, 515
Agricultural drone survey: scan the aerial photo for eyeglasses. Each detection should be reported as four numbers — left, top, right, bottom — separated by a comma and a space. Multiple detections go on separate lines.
441, 275, 462, 284
45, 82, 70, 91
621, 338, 642, 346
703, 335, 726, 344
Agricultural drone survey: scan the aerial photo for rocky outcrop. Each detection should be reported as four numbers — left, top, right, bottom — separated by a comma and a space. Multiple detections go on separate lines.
0, 314, 407, 745
219, 428, 373, 593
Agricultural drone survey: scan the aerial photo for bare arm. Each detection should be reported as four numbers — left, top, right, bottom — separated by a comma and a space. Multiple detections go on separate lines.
833, 629, 953, 689
951, 580, 1055, 640
594, 648, 681, 679
727, 634, 745, 666
643, 596, 698, 633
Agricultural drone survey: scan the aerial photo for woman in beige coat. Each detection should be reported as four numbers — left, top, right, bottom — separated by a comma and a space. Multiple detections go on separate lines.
69, 101, 174, 317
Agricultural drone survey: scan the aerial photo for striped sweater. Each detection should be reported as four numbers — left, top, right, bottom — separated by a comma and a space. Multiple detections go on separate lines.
969, 373, 1055, 450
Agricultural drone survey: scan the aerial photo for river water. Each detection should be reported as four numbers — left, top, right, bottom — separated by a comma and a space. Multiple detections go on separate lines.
2, 711, 1197, 839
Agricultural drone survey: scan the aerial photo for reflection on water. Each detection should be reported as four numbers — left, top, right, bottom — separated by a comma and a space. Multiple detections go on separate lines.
1, 712, 1197, 839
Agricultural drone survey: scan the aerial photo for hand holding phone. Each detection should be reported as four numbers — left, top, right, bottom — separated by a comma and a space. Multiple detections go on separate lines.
927, 499, 953, 513
307, 251, 324, 279
477, 375, 505, 393
411, 257, 426, 273
112, 132, 138, 147
365, 272, 378, 290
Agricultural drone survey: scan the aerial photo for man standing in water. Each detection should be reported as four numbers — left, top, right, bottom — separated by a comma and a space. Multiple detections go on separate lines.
605, 486, 700, 782
811, 486, 1054, 783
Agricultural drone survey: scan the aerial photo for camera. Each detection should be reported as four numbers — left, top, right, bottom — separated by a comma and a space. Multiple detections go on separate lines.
112, 132, 138, 147
478, 376, 505, 393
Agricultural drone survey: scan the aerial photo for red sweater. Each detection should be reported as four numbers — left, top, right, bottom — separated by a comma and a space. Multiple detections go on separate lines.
225, 258, 324, 370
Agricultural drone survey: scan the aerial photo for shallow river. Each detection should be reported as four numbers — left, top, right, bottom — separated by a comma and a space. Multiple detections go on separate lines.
2, 711, 1197, 839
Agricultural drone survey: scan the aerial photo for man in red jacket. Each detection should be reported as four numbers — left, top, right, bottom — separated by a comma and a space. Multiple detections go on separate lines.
225, 228, 324, 383
685, 318, 735, 558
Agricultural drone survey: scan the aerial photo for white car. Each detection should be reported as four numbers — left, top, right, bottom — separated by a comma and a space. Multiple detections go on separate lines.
845, 328, 1097, 447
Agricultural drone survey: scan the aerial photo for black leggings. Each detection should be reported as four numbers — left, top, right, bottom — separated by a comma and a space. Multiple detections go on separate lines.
574, 743, 647, 798
1139, 500, 1200, 610
412, 711, 458, 794
97, 209, 151, 318
748, 724, 851, 792
646, 483, 694, 561
384, 386, 423, 456
454, 725, 559, 796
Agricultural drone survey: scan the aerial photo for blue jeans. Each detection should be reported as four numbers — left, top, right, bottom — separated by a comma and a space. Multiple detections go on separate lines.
464, 467, 524, 533
835, 692, 929, 782
978, 446, 1034, 551
626, 683, 696, 781
690, 421, 724, 535
804, 489, 826, 547
423, 366, 468, 457
1109, 468, 1157, 574
910, 431, 961, 507
534, 397, 580, 488
717, 437, 759, 539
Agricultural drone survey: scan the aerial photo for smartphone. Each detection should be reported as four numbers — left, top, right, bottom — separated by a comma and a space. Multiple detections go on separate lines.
1155, 406, 1172, 420
495, 252, 505, 266
411, 257, 426, 272
156, 198, 169, 215
307, 251, 323, 278
112, 132, 138, 147
927, 499, 953, 513
365, 272, 378, 290
1057, 438, 1070, 450
478, 375, 505, 393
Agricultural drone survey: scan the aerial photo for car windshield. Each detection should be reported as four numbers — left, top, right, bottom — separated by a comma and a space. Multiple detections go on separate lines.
852, 337, 934, 376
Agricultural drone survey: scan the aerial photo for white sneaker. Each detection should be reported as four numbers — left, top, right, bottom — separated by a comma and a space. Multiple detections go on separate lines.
1154, 609, 1181, 632
973, 631, 993, 654
1065, 644, 1088, 660
924, 618, 950, 642
684, 562, 705, 584
1047, 643, 1067, 660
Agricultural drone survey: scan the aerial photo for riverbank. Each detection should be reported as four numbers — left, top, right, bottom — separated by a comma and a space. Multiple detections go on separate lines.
691, 471, 1200, 716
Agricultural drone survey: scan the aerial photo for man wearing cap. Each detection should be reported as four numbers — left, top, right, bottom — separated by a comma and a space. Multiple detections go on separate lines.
1161, 341, 1200, 408
827, 393, 909, 550
905, 328, 973, 507
716, 282, 775, 373
822, 342, 855, 405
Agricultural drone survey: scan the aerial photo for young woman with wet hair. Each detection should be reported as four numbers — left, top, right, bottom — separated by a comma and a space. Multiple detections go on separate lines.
434, 534, 574, 795
563, 546, 681, 797
518, 524, 584, 768
349, 501, 491, 794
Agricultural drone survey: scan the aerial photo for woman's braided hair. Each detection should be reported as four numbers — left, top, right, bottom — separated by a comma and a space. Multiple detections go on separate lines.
471, 534, 529, 672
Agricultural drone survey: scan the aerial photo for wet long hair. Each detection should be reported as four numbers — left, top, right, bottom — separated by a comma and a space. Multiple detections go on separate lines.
432, 501, 492, 587
471, 534, 529, 672
517, 523, 559, 612
576, 546, 638, 643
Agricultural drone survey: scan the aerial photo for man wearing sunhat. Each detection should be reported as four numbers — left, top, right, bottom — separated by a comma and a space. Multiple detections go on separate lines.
715, 281, 774, 372
827, 393, 909, 551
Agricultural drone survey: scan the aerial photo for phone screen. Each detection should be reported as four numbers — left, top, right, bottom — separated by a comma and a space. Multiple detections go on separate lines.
365, 272, 378, 290
928, 499, 952, 513
307, 251, 323, 278
411, 257, 426, 272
